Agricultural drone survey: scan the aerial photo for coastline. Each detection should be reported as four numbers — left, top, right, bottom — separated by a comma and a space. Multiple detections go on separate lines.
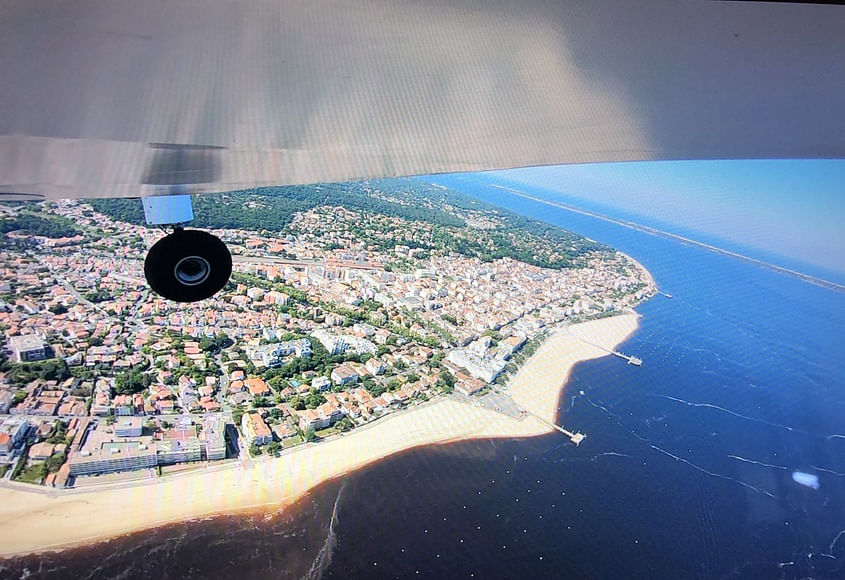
0, 313, 639, 558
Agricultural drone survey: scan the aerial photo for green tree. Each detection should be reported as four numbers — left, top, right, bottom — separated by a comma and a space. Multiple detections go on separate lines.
305, 392, 326, 409
267, 441, 282, 455
38, 359, 70, 381
249, 442, 262, 457
114, 368, 152, 395
304, 427, 316, 442
337, 417, 353, 432
46, 420, 67, 444
45, 453, 66, 473
267, 376, 284, 391
268, 408, 284, 420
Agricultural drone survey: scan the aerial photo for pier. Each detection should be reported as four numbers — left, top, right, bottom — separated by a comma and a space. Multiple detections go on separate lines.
566, 330, 643, 367
523, 409, 586, 445
613, 351, 642, 366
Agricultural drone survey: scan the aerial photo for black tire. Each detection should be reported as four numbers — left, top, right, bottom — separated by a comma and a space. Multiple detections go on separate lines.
144, 229, 232, 302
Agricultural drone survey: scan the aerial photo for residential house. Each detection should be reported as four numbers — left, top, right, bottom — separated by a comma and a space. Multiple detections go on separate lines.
245, 377, 271, 397
330, 364, 359, 386
241, 412, 272, 445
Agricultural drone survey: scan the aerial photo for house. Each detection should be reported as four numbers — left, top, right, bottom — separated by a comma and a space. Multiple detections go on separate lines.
57, 398, 87, 417
372, 396, 389, 413
228, 392, 252, 406
200, 398, 221, 413
298, 403, 343, 432
178, 375, 196, 389
9, 334, 47, 362
184, 342, 201, 356
318, 402, 344, 426
271, 422, 297, 441
365, 357, 385, 375
0, 416, 28, 457
112, 394, 135, 416
297, 409, 321, 432
29, 442, 55, 461
312, 376, 332, 392
244, 377, 270, 397
241, 412, 272, 445
330, 364, 359, 386
0, 390, 12, 414
456, 376, 486, 396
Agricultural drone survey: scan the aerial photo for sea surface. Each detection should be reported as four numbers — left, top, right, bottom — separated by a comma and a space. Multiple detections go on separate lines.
3, 179, 844, 579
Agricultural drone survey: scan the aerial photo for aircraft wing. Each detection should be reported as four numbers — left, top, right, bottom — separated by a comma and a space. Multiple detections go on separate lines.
1, 0, 844, 201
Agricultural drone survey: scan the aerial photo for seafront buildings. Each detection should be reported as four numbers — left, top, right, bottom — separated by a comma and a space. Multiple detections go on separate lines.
0, 196, 655, 488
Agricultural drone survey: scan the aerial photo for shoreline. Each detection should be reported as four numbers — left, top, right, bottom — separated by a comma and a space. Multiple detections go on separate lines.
0, 313, 639, 558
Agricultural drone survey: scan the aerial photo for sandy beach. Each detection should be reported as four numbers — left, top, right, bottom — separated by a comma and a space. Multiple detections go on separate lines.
0, 312, 638, 557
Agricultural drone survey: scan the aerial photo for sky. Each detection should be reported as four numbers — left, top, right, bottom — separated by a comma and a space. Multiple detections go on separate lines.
488, 160, 845, 278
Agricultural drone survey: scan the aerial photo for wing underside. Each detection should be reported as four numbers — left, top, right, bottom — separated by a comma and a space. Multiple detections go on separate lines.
1, 0, 844, 200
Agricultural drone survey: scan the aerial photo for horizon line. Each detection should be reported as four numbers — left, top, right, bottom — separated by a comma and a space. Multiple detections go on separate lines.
479, 183, 845, 293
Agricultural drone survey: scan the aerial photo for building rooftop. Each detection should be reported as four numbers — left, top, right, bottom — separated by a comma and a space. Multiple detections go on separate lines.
9, 334, 44, 351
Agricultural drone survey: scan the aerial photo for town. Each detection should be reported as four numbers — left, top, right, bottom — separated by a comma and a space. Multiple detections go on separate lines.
0, 184, 655, 490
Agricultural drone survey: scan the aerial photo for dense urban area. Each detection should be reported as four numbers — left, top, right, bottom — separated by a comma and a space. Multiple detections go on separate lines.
0, 180, 655, 490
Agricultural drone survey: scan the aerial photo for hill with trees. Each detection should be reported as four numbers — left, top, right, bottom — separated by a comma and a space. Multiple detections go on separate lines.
88, 178, 609, 270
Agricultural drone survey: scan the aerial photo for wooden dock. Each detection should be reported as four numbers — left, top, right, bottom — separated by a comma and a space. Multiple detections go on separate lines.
524, 410, 586, 445
613, 351, 642, 366
568, 331, 643, 366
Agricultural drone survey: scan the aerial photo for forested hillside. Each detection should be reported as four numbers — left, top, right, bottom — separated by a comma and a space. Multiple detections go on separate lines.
87, 179, 609, 269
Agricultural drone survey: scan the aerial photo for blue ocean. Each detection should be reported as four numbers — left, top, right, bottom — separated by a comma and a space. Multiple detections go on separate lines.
3, 177, 843, 579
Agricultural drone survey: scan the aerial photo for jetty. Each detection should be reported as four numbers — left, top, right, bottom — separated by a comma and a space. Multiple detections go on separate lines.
522, 409, 586, 445
613, 351, 642, 366
566, 330, 643, 367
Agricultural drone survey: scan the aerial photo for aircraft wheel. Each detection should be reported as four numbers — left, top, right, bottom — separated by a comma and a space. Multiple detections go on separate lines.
144, 228, 232, 302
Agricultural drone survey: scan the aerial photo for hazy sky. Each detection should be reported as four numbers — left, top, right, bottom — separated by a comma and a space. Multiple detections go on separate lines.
489, 160, 845, 277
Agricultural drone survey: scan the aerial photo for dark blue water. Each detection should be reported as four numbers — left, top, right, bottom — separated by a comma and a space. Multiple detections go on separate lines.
3, 181, 844, 579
